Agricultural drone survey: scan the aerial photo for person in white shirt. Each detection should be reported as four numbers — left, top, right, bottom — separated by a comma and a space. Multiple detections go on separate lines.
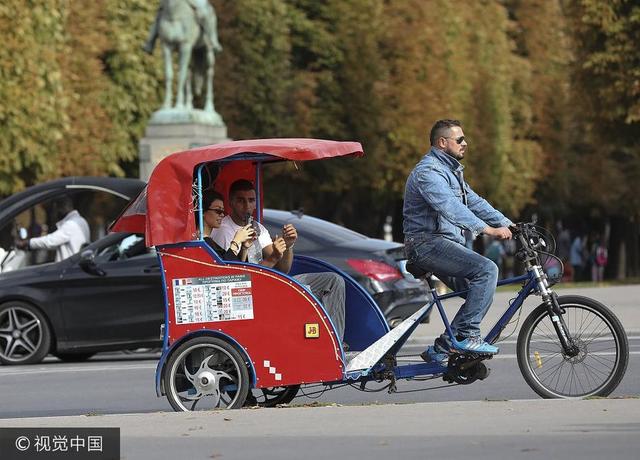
212, 180, 347, 345
17, 197, 90, 262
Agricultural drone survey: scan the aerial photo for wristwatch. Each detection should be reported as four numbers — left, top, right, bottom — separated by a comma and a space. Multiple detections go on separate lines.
229, 240, 241, 255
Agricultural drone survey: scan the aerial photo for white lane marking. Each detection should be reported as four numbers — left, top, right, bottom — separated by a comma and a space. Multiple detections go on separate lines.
0, 363, 156, 376
2, 348, 637, 376
2, 336, 638, 375
407, 335, 640, 346
396, 351, 640, 362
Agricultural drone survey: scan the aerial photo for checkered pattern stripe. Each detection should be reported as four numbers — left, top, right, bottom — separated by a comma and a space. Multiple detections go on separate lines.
263, 360, 282, 381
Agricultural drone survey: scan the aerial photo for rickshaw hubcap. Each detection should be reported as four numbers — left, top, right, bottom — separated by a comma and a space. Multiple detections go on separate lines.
196, 371, 216, 392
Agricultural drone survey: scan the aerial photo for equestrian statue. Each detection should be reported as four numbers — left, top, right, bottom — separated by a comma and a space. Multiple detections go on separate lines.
144, 0, 223, 122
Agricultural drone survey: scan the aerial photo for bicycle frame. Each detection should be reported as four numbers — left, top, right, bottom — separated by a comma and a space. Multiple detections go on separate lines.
344, 270, 540, 382
385, 271, 538, 382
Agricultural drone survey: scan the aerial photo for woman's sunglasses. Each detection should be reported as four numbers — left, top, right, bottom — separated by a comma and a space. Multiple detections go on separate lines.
207, 208, 225, 216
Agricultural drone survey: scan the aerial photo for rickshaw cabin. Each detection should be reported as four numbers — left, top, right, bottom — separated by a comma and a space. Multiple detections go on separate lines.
111, 139, 390, 391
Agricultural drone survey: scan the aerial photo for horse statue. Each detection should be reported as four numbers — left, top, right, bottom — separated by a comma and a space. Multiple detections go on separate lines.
143, 0, 223, 117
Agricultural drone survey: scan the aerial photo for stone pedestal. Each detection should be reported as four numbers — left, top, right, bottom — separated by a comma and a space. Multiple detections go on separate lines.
139, 109, 230, 181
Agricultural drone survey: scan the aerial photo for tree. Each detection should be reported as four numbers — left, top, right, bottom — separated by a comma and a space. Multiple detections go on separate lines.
53, 2, 120, 178
214, 0, 295, 140
562, 0, 640, 277
0, 1, 67, 193
103, 0, 164, 177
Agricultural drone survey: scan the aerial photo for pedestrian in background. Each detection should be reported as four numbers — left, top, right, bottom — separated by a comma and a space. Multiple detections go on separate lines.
592, 237, 608, 283
569, 235, 584, 282
484, 237, 506, 277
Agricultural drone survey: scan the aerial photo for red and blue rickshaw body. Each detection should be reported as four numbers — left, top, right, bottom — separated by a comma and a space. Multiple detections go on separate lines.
111, 139, 395, 396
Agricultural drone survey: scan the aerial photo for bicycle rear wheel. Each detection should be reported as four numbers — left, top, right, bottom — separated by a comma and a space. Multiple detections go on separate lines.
517, 295, 628, 398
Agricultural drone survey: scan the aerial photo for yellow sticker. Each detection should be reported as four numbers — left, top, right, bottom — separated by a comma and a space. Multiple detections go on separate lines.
305, 323, 320, 338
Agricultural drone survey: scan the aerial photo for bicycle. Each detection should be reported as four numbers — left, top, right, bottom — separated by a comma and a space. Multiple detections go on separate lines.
404, 222, 629, 398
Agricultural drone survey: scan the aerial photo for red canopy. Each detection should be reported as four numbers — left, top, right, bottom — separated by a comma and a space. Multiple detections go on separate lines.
111, 138, 364, 246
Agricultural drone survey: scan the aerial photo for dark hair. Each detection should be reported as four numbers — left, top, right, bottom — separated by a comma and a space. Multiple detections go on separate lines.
229, 179, 255, 198
429, 119, 462, 146
202, 190, 224, 210
57, 196, 75, 214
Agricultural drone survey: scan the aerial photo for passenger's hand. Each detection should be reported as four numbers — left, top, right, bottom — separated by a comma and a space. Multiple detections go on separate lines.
484, 226, 512, 240
271, 236, 286, 260
233, 225, 255, 246
15, 239, 29, 250
282, 224, 297, 249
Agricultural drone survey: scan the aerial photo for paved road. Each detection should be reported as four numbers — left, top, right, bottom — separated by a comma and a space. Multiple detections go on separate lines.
1, 338, 638, 419
0, 285, 638, 459
0, 285, 638, 418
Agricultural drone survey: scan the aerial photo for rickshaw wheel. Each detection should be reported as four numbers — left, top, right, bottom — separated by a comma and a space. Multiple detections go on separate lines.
164, 336, 250, 412
246, 385, 300, 407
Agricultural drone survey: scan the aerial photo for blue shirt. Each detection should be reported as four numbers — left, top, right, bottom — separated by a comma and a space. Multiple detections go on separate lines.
569, 237, 583, 266
403, 147, 513, 245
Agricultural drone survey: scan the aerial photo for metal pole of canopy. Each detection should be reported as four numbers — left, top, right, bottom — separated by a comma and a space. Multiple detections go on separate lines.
197, 164, 205, 240
255, 161, 263, 222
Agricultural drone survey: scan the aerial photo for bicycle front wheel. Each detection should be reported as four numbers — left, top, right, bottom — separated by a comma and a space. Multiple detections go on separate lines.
517, 295, 628, 398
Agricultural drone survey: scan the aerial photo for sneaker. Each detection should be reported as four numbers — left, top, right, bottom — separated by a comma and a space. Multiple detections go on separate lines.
455, 336, 499, 355
420, 345, 449, 366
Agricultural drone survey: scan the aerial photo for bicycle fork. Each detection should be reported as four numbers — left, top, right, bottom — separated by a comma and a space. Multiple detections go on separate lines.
531, 266, 580, 357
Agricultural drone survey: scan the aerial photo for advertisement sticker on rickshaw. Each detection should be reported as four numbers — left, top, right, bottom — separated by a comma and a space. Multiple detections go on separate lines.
173, 274, 254, 323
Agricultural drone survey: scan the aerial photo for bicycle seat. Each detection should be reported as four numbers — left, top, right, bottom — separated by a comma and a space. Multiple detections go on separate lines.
405, 262, 431, 279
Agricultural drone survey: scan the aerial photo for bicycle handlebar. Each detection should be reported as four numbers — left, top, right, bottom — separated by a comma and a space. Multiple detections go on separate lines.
511, 222, 546, 263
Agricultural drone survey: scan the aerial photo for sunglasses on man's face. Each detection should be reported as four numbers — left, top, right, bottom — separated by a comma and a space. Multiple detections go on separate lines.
207, 208, 225, 216
444, 136, 465, 145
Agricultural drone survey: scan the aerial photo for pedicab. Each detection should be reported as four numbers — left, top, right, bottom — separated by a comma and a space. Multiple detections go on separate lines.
111, 139, 629, 411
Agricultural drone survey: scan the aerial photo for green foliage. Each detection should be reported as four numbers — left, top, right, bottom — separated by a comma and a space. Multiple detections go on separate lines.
103, 0, 164, 176
0, 1, 67, 193
0, 0, 162, 193
563, 0, 640, 217
0, 0, 637, 247
54, 1, 120, 178
215, 0, 294, 139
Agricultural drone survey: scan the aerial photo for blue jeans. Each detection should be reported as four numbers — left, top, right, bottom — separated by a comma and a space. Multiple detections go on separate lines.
405, 235, 498, 338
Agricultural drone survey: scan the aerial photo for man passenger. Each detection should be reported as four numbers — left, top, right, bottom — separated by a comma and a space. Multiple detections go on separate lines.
213, 180, 347, 344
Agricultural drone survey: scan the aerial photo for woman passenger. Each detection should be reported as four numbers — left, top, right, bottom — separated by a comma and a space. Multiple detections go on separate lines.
201, 191, 255, 261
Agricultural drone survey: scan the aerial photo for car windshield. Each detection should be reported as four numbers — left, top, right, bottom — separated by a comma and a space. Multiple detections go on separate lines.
265, 210, 367, 245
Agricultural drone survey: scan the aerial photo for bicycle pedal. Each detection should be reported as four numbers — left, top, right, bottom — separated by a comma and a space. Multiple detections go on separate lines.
451, 350, 494, 360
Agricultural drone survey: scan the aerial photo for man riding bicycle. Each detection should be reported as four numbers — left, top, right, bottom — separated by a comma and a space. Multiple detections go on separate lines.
403, 119, 513, 364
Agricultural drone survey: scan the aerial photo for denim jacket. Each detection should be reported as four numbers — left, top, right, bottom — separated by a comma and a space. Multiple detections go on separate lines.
403, 147, 513, 245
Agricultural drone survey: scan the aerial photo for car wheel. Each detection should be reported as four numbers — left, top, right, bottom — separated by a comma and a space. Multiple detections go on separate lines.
53, 352, 95, 362
0, 301, 51, 365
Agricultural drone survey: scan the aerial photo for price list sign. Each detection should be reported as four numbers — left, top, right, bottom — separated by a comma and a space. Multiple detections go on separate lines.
173, 274, 253, 324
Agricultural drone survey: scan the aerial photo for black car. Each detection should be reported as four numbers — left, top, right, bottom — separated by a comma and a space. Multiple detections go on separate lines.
0, 177, 161, 365
0, 178, 429, 365
262, 209, 430, 327
0, 232, 163, 364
